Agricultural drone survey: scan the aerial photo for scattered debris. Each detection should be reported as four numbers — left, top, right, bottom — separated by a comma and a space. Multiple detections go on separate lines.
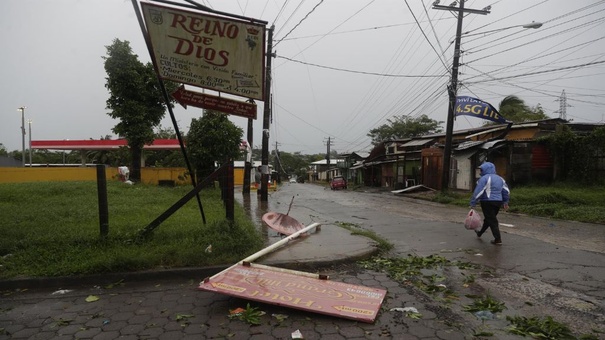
104, 279, 124, 289
474, 310, 496, 320
204, 244, 212, 253
175, 313, 194, 326
85, 295, 100, 303
227, 303, 264, 325
291, 329, 304, 339
500, 223, 514, 227
272, 313, 289, 323
390, 307, 423, 319
51, 289, 73, 295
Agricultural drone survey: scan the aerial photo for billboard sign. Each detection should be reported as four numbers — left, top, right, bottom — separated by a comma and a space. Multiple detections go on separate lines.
172, 86, 257, 119
141, 2, 266, 100
198, 264, 387, 323
455, 96, 508, 124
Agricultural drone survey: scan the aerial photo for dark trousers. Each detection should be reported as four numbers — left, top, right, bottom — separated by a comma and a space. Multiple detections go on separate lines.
478, 201, 502, 241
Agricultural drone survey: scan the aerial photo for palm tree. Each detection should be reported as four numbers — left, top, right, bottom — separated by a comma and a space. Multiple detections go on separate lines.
498, 95, 549, 123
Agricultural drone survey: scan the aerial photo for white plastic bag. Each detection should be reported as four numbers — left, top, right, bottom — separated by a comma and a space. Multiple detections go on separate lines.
464, 209, 482, 230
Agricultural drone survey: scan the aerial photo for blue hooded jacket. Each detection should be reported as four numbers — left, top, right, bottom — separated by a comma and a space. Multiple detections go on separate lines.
470, 162, 510, 207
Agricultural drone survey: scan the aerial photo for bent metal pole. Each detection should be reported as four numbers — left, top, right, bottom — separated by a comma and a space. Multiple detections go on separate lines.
205, 222, 321, 281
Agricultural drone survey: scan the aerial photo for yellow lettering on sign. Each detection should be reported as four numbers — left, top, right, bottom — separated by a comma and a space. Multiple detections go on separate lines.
212, 282, 246, 293
333, 305, 375, 315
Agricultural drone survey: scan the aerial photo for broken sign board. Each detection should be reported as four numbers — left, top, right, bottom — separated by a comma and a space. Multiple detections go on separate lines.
198, 264, 387, 323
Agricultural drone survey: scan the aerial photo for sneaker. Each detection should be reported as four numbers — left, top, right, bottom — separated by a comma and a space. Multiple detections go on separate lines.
490, 240, 502, 245
475, 231, 482, 238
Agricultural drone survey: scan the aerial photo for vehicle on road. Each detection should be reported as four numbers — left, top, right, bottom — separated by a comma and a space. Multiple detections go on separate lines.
289, 177, 297, 183
330, 176, 347, 190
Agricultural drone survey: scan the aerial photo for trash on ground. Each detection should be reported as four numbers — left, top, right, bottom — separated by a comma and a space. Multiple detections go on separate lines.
85, 295, 100, 303
474, 310, 496, 320
229, 307, 245, 316
291, 329, 304, 339
390, 307, 418, 313
52, 289, 73, 295
205, 244, 212, 253
272, 314, 289, 322
390, 306, 423, 319
500, 223, 515, 227
474, 253, 483, 256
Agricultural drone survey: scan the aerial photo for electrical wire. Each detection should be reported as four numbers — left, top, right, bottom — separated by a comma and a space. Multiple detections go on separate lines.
274, 0, 324, 47
275, 55, 447, 78
404, 0, 449, 72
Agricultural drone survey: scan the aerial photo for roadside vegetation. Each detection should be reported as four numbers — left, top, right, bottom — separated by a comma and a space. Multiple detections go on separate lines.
431, 183, 605, 224
0, 181, 264, 279
360, 254, 602, 339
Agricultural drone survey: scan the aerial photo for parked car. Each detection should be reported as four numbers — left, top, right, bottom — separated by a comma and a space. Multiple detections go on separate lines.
289, 177, 297, 183
330, 176, 347, 190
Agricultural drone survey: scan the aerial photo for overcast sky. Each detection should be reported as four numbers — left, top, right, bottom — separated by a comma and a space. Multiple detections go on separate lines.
1, 0, 604, 155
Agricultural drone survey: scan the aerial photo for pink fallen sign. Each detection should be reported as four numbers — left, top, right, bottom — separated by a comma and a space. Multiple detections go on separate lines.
198, 264, 387, 323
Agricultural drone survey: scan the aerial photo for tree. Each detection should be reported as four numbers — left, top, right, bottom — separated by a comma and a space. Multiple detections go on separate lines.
103, 38, 175, 182
498, 95, 549, 123
0, 144, 7, 156
186, 110, 244, 181
367, 114, 443, 145
145, 127, 186, 167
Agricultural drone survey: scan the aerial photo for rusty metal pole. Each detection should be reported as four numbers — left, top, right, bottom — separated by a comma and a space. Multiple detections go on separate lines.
260, 25, 274, 202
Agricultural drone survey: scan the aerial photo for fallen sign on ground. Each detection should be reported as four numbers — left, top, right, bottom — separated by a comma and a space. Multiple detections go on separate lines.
197, 222, 387, 323
198, 263, 386, 323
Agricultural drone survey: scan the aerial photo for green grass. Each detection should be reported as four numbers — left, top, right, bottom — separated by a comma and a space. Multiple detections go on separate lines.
437, 184, 605, 224
0, 181, 264, 279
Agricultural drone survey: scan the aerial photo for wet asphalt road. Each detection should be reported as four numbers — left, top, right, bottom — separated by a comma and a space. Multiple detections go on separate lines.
257, 182, 605, 337
1, 182, 604, 339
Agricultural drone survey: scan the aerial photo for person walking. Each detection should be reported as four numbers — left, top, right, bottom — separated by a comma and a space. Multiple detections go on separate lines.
470, 162, 510, 245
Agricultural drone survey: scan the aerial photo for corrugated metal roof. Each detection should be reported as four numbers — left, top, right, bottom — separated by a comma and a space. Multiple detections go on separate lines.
455, 140, 484, 151
401, 139, 434, 147
480, 139, 506, 149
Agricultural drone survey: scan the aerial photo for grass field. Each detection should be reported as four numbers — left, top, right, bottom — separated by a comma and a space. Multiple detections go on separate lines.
0, 181, 264, 279
432, 183, 605, 224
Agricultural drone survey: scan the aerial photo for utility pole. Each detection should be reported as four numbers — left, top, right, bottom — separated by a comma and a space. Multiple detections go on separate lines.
28, 120, 32, 166
243, 114, 253, 195
433, 0, 489, 191
325, 137, 333, 182
260, 25, 274, 202
18, 106, 26, 167
274, 141, 282, 183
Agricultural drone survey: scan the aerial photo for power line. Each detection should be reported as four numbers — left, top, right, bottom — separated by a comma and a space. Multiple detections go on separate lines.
276, 55, 447, 78
404, 0, 449, 72
274, 0, 324, 47
465, 60, 605, 84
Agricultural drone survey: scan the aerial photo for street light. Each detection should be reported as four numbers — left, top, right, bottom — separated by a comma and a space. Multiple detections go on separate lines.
28, 119, 33, 166
434, 0, 543, 191
460, 21, 543, 38
17, 106, 26, 167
